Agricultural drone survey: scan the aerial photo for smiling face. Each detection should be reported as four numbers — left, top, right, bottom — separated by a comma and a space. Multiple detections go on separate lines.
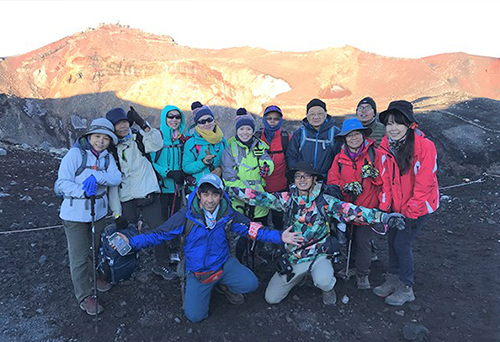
345, 130, 364, 151
166, 110, 182, 130
197, 190, 222, 213
306, 106, 327, 129
236, 125, 254, 142
114, 119, 130, 138
265, 112, 281, 128
386, 114, 409, 141
294, 171, 316, 192
196, 115, 215, 131
356, 104, 375, 125
89, 133, 111, 152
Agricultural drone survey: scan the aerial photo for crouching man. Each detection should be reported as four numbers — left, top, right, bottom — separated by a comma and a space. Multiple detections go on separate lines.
110, 173, 302, 322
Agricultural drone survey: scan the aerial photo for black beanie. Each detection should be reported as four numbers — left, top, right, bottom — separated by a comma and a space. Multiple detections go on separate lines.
357, 97, 377, 115
236, 108, 247, 116
306, 98, 326, 112
191, 101, 203, 111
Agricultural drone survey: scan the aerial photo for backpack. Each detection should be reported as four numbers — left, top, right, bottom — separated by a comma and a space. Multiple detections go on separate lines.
97, 223, 140, 284
338, 144, 376, 174
259, 130, 289, 155
298, 125, 337, 152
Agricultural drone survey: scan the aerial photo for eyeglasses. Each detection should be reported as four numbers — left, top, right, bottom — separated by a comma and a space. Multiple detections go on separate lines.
294, 173, 312, 180
197, 117, 214, 125
167, 114, 182, 120
357, 105, 373, 112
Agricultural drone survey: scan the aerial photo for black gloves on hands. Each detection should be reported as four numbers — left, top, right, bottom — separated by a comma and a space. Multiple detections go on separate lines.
382, 212, 406, 230
167, 170, 185, 185
115, 216, 129, 230
127, 106, 148, 130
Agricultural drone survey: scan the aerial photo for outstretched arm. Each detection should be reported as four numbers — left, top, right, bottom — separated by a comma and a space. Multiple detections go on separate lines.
226, 187, 288, 211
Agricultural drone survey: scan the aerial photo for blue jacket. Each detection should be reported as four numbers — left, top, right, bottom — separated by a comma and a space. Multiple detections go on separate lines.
286, 115, 341, 178
129, 190, 282, 272
151, 105, 186, 194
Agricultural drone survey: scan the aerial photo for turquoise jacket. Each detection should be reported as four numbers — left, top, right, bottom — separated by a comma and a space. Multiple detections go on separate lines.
151, 105, 186, 194
182, 127, 227, 186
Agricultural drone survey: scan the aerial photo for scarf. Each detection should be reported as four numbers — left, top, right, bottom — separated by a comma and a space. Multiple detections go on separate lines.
203, 205, 220, 229
195, 124, 224, 145
388, 134, 407, 154
118, 130, 132, 145
262, 117, 282, 143
345, 142, 365, 162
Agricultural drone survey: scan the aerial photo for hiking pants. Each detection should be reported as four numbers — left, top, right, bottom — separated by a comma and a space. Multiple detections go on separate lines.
265, 255, 335, 304
184, 256, 258, 323
121, 193, 169, 266
159, 193, 181, 257
353, 224, 374, 276
63, 218, 107, 303
387, 215, 428, 287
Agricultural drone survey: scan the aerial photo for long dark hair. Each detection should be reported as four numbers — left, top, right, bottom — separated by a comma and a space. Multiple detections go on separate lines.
385, 113, 415, 175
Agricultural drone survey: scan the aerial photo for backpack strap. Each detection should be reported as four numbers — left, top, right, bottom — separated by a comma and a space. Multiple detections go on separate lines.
267, 130, 289, 155
367, 144, 376, 164
75, 148, 87, 176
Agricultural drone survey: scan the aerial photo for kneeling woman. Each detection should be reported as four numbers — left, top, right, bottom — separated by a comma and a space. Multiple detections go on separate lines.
55, 118, 122, 315
373, 100, 439, 306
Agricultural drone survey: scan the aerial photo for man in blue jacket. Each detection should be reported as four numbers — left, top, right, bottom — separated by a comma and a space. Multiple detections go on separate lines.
111, 173, 302, 322
286, 98, 341, 178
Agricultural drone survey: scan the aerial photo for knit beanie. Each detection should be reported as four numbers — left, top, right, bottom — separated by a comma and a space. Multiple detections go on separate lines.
236, 107, 248, 116
264, 105, 283, 117
235, 114, 255, 132
106, 108, 128, 125
306, 98, 326, 112
194, 105, 214, 124
357, 97, 377, 114
191, 101, 203, 111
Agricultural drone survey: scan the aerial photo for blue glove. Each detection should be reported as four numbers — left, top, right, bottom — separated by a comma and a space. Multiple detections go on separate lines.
82, 175, 97, 198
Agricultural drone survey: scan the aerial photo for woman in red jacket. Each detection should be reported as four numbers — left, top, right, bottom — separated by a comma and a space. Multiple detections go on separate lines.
258, 105, 290, 231
373, 100, 439, 306
327, 118, 383, 290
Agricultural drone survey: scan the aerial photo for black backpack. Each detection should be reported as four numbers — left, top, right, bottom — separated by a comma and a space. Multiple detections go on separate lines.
259, 130, 289, 155
97, 223, 140, 284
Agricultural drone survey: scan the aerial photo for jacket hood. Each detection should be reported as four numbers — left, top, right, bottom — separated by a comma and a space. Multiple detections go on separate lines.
301, 114, 336, 133
160, 105, 186, 143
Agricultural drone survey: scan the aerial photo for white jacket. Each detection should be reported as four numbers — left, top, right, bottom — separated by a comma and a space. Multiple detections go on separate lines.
109, 128, 163, 216
55, 147, 122, 222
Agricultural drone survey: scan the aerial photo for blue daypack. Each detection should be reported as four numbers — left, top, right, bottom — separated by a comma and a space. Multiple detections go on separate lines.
97, 223, 139, 284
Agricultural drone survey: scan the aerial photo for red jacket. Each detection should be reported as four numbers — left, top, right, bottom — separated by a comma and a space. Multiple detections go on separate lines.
260, 128, 290, 193
327, 138, 382, 209
378, 130, 439, 219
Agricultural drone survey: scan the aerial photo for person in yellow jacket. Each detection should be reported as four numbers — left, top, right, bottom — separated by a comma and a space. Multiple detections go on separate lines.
221, 113, 274, 267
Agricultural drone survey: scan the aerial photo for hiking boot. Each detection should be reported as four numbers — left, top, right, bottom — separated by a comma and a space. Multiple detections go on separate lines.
96, 277, 112, 292
356, 275, 371, 290
170, 253, 181, 264
384, 284, 415, 306
322, 288, 337, 305
373, 273, 400, 298
79, 295, 104, 315
371, 253, 379, 262
152, 265, 176, 281
215, 284, 245, 305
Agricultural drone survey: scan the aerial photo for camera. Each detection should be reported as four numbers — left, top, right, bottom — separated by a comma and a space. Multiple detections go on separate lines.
275, 251, 295, 282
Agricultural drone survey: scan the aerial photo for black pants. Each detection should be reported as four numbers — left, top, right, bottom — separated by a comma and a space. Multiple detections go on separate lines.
235, 215, 268, 267
159, 193, 181, 256
121, 193, 169, 267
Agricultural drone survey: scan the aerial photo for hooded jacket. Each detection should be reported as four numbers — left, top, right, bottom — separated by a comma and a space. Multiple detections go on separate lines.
327, 138, 383, 210
221, 137, 274, 219
286, 115, 341, 178
259, 128, 290, 192
182, 127, 227, 185
378, 130, 439, 219
129, 189, 282, 273
55, 137, 122, 222
151, 105, 187, 194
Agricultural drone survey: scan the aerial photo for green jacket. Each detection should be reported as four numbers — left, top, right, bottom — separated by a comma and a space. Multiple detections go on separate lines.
221, 137, 274, 219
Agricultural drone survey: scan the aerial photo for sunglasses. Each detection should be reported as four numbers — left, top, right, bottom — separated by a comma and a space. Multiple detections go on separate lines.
167, 114, 182, 120
197, 117, 214, 125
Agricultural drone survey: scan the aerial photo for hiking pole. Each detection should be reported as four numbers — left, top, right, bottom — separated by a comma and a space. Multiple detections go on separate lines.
344, 224, 354, 281
90, 195, 98, 333
171, 184, 179, 217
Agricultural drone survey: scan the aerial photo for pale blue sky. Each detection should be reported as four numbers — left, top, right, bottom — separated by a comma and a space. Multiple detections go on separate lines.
2, 0, 499, 58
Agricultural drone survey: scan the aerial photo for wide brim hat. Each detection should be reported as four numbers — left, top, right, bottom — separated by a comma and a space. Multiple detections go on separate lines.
84, 118, 118, 145
335, 118, 372, 141
379, 100, 417, 125
286, 161, 323, 182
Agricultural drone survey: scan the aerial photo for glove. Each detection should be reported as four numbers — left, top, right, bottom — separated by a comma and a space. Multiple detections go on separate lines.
82, 175, 97, 198
115, 216, 129, 230
361, 161, 379, 179
382, 213, 406, 230
343, 181, 363, 196
127, 106, 148, 130
167, 170, 185, 185
259, 162, 270, 177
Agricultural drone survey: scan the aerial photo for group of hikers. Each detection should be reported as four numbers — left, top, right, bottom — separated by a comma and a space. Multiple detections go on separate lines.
55, 96, 439, 323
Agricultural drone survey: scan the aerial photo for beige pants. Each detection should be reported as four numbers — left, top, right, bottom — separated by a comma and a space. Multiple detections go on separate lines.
265, 255, 336, 304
